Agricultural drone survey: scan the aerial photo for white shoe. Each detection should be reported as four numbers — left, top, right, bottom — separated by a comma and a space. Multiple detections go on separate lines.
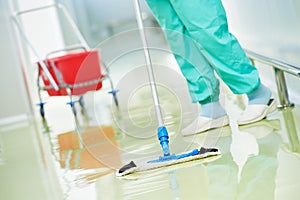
181, 115, 229, 136
238, 99, 277, 125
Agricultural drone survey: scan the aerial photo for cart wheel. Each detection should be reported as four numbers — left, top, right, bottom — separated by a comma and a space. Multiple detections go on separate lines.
37, 102, 46, 118
108, 90, 119, 107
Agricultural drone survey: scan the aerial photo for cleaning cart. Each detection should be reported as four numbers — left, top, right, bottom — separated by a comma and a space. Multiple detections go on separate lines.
12, 3, 118, 118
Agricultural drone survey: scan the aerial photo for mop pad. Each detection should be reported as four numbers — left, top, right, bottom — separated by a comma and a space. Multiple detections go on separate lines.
117, 153, 221, 180
116, 147, 220, 176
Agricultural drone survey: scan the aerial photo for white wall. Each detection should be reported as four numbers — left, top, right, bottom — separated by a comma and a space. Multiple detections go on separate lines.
0, 0, 65, 125
15, 0, 65, 60
57, 0, 153, 47
222, 0, 300, 103
0, 0, 32, 124
223, 0, 300, 62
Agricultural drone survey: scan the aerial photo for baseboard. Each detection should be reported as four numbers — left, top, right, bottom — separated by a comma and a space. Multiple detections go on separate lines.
0, 114, 29, 127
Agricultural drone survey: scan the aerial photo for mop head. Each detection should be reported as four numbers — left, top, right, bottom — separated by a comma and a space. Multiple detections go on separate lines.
116, 147, 220, 177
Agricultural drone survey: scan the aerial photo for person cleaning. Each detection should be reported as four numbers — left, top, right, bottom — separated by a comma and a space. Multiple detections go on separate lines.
145, 0, 277, 135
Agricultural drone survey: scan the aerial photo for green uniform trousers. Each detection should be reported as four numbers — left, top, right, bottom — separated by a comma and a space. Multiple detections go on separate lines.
146, 0, 260, 104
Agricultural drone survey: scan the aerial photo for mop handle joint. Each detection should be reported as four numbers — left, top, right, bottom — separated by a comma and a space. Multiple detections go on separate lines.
158, 126, 170, 156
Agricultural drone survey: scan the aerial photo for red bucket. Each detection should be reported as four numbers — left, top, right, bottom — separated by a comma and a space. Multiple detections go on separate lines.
38, 50, 103, 96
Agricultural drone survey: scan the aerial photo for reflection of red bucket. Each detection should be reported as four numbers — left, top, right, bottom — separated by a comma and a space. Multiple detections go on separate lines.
38, 50, 103, 96
58, 126, 122, 171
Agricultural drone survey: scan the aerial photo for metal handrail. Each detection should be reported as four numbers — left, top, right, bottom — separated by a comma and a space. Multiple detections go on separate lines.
245, 48, 299, 109
245, 49, 300, 76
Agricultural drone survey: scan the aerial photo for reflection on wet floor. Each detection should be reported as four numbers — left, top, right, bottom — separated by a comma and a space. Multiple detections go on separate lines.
1, 51, 300, 199
0, 89, 300, 200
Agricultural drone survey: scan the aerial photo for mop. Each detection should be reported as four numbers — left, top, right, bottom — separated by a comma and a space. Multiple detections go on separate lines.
116, 0, 221, 177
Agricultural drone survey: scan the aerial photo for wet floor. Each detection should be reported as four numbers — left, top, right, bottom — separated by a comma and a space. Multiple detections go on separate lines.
1, 39, 300, 199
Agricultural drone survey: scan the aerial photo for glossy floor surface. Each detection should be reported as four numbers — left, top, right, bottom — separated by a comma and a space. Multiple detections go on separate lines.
1, 32, 300, 200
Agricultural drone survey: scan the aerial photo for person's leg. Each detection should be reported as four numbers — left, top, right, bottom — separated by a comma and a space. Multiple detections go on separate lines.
146, 0, 221, 106
146, 0, 229, 134
168, 0, 259, 94
169, 0, 274, 124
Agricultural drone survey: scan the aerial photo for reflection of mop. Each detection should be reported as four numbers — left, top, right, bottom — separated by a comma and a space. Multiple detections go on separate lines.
116, 0, 220, 176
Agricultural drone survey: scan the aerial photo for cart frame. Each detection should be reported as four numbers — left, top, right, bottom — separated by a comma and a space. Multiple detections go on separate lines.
12, 3, 118, 118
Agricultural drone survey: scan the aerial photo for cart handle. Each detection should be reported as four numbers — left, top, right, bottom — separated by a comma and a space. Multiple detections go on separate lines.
13, 3, 89, 49
14, 4, 58, 16
12, 3, 91, 91
11, 15, 59, 91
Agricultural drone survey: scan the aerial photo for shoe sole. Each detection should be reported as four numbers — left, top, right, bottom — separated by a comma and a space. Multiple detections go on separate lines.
182, 116, 229, 136
238, 99, 277, 125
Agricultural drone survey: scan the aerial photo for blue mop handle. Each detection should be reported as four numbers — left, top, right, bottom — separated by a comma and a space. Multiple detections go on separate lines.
134, 0, 170, 156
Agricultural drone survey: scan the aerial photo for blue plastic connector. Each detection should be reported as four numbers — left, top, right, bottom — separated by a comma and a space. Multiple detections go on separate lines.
158, 126, 170, 156
36, 102, 46, 106
66, 101, 76, 106
108, 89, 119, 95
